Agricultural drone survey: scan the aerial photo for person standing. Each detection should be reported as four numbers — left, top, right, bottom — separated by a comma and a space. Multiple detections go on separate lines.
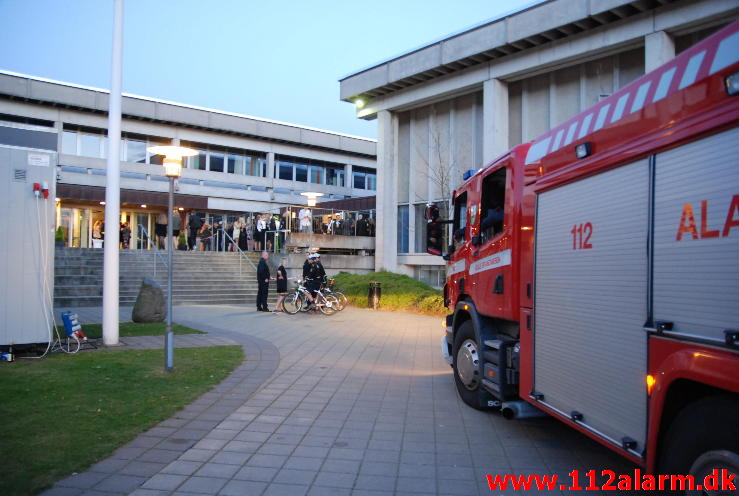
255, 214, 266, 251
188, 212, 202, 251
155, 211, 168, 249
256, 251, 271, 312
274, 258, 289, 312
171, 210, 182, 249
120, 222, 131, 249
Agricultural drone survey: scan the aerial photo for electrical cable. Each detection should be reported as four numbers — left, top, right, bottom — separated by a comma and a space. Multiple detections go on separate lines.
20, 195, 53, 358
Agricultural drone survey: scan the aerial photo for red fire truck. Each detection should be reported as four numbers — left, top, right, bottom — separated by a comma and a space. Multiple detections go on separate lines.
432, 21, 739, 478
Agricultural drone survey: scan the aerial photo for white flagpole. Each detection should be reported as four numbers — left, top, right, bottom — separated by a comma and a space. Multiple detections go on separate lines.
103, 0, 124, 346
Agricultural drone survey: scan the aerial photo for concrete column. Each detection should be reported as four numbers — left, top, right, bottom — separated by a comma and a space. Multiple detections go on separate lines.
375, 110, 398, 272
482, 78, 509, 167
645, 31, 675, 73
345, 163, 353, 191
266, 152, 275, 179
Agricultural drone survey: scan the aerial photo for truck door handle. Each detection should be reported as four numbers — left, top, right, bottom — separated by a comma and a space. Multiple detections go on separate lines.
493, 274, 504, 294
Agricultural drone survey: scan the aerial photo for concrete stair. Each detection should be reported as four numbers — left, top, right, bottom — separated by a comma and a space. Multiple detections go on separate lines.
54, 248, 277, 307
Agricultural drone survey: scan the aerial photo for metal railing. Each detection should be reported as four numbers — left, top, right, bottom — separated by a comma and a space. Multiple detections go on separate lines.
219, 228, 257, 276
136, 224, 168, 277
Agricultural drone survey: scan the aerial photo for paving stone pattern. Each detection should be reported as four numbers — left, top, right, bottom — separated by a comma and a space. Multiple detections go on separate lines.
42, 306, 639, 496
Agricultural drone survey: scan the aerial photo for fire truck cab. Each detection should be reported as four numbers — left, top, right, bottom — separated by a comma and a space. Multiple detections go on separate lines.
437, 21, 739, 478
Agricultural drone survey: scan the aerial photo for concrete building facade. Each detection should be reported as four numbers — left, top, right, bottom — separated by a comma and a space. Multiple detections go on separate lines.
0, 71, 376, 251
340, 0, 739, 282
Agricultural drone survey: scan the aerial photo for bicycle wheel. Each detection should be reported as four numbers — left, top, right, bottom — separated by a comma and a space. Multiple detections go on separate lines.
283, 291, 303, 314
333, 291, 348, 311
59, 336, 80, 354
319, 295, 339, 315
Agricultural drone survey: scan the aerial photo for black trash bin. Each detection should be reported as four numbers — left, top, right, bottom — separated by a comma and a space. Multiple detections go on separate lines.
368, 281, 382, 309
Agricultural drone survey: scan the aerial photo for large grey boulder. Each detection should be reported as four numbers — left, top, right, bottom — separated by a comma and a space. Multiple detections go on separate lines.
132, 277, 166, 323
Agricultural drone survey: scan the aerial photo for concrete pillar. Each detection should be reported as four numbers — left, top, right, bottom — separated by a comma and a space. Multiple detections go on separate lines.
345, 163, 353, 190
375, 110, 398, 272
266, 152, 275, 179
482, 78, 509, 167
645, 31, 675, 73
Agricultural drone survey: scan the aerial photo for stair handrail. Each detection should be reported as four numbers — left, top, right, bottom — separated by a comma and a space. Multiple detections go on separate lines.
137, 224, 168, 276
219, 227, 257, 276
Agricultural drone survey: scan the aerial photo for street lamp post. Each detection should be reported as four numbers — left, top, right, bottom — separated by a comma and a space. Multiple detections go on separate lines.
147, 145, 197, 371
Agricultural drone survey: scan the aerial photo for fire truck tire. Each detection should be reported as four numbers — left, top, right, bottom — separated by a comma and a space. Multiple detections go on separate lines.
452, 321, 493, 410
658, 395, 739, 484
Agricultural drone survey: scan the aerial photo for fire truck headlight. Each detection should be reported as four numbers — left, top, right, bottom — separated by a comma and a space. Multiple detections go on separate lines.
725, 71, 739, 96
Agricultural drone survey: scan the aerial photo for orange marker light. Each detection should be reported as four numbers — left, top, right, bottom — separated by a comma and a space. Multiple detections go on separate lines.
463, 304, 469, 311
646, 374, 656, 395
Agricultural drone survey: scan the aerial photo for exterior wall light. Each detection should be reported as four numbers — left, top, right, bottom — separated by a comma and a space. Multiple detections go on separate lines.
300, 191, 324, 207
575, 142, 592, 159
355, 98, 365, 109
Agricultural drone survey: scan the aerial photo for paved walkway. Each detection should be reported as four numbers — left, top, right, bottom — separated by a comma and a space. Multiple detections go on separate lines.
42, 305, 638, 496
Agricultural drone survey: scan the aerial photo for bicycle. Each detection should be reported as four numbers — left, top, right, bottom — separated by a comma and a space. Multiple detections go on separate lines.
323, 278, 348, 311
283, 280, 340, 315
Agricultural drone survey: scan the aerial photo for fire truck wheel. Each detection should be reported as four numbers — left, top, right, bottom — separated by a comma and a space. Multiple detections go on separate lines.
452, 321, 492, 410
658, 395, 739, 487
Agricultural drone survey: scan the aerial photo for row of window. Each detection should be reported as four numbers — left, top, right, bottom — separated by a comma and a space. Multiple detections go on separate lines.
273, 156, 376, 190
274, 155, 346, 187
60, 127, 375, 189
182, 144, 268, 177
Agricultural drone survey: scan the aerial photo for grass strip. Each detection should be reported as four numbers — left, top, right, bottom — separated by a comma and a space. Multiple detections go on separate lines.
65, 321, 206, 339
332, 270, 447, 315
0, 345, 243, 495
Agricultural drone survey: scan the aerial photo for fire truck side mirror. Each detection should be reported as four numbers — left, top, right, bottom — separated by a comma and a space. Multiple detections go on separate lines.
426, 220, 443, 256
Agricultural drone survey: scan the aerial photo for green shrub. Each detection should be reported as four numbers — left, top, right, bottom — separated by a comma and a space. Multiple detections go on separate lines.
332, 270, 447, 316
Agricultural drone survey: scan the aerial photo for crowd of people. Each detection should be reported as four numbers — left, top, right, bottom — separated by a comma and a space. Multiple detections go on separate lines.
256, 250, 326, 313
123, 209, 375, 253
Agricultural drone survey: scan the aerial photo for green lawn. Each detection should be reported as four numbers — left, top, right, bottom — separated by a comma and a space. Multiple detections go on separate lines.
332, 270, 447, 315
0, 345, 243, 495
66, 321, 205, 339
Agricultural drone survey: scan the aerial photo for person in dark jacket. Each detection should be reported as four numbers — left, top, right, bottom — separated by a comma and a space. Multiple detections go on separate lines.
188, 212, 202, 251
256, 251, 271, 311
304, 253, 326, 309
302, 253, 311, 281
274, 258, 289, 312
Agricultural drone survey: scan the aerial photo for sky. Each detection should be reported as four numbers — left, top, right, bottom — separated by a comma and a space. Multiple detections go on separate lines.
0, 0, 539, 139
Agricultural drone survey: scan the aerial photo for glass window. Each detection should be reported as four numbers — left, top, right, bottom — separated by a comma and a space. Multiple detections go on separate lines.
126, 138, 146, 163
186, 149, 207, 170
366, 173, 377, 191
397, 205, 409, 253
257, 157, 267, 177
414, 201, 448, 253
209, 151, 224, 172
278, 161, 293, 180
148, 138, 169, 165
326, 167, 344, 187
295, 162, 308, 182
227, 154, 244, 174
353, 171, 365, 189
62, 130, 77, 154
80, 133, 101, 157
452, 192, 467, 250
480, 167, 507, 241
310, 165, 324, 184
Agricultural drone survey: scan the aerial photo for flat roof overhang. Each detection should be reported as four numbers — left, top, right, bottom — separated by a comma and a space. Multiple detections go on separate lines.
339, 0, 735, 113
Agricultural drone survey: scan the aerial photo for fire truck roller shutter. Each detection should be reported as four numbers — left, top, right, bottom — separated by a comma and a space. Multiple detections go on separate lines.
534, 159, 649, 452
653, 127, 739, 344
